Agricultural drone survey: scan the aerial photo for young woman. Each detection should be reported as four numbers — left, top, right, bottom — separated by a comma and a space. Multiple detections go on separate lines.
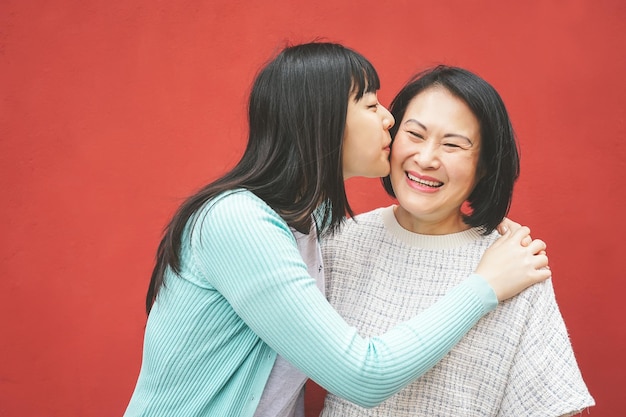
123, 44, 550, 417
321, 66, 594, 417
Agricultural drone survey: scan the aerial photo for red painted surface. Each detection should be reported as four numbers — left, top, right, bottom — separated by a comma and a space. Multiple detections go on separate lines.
1, 1, 624, 416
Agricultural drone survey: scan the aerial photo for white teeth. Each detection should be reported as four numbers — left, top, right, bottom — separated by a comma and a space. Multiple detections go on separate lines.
407, 172, 443, 187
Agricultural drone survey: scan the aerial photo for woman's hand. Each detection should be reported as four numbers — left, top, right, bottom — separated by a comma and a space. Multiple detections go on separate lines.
497, 217, 532, 246
475, 225, 550, 302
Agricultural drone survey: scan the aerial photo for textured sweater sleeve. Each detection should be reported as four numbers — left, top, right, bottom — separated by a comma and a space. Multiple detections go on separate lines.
189, 191, 498, 407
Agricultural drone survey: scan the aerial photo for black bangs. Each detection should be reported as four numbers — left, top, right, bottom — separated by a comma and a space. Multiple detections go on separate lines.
349, 54, 380, 100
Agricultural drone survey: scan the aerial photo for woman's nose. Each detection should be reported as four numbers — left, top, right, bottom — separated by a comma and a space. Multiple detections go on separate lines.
380, 105, 395, 129
415, 142, 440, 168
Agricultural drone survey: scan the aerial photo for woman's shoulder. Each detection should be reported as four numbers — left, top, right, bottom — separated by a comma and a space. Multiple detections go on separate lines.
207, 189, 266, 208
189, 189, 290, 239
197, 189, 279, 219
323, 207, 387, 247
346, 206, 388, 228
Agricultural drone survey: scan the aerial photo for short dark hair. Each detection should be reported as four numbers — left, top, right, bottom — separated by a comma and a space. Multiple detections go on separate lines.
382, 66, 520, 234
146, 42, 380, 313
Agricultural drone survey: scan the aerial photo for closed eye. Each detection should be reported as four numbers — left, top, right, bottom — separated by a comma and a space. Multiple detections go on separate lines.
407, 130, 424, 140
442, 132, 473, 150
442, 140, 473, 151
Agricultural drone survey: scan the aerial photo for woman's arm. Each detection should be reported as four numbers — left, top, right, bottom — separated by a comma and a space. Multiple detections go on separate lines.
190, 191, 546, 407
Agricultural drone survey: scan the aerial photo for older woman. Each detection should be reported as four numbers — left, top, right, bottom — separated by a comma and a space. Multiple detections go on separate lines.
321, 66, 594, 417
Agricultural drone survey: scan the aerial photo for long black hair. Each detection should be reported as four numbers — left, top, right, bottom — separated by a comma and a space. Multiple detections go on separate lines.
146, 42, 380, 313
383, 66, 520, 234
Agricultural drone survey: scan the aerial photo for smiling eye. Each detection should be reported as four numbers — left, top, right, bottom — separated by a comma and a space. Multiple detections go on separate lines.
442, 140, 472, 151
408, 130, 425, 140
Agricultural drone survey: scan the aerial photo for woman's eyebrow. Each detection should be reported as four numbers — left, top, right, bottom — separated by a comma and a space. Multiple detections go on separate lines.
404, 118, 427, 130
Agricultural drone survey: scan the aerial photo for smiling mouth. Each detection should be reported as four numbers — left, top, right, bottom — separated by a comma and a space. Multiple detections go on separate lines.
407, 172, 443, 188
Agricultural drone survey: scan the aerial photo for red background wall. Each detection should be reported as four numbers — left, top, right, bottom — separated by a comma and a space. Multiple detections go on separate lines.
1, 1, 624, 416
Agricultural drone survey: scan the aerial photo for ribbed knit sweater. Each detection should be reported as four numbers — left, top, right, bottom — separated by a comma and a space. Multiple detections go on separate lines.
321, 206, 595, 417
123, 191, 498, 417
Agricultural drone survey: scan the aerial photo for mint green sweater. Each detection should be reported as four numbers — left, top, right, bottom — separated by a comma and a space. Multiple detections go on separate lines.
123, 190, 498, 417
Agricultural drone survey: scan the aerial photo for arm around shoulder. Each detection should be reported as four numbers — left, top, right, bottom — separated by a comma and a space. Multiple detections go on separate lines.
188, 192, 507, 407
